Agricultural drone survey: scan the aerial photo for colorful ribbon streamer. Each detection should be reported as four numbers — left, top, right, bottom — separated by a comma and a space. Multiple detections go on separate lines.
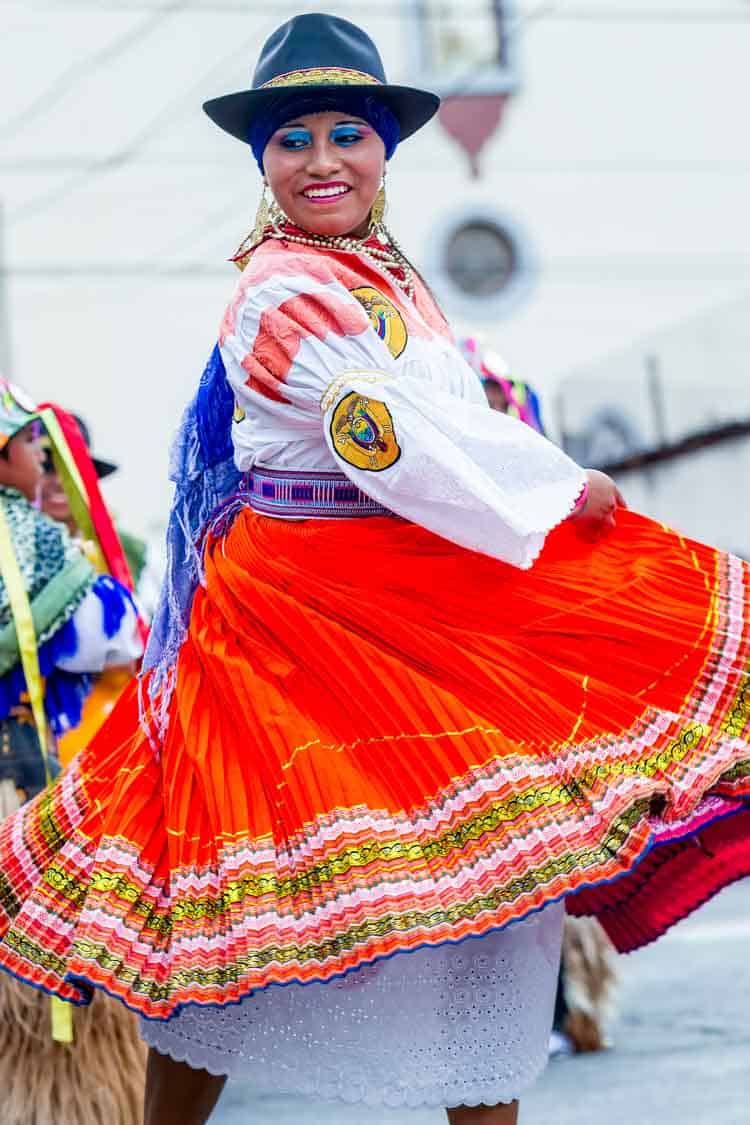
0, 496, 74, 1043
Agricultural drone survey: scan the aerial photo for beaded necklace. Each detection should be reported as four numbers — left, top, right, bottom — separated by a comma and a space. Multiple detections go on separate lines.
270, 218, 415, 300
242, 217, 417, 301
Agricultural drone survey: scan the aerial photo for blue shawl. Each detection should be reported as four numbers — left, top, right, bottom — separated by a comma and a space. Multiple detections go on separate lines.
142, 345, 240, 722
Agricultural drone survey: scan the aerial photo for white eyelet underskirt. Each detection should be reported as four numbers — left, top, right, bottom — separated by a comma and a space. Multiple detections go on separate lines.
140, 901, 564, 1110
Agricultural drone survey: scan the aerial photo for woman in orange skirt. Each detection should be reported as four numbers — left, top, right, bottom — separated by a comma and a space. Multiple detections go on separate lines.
1, 14, 750, 1125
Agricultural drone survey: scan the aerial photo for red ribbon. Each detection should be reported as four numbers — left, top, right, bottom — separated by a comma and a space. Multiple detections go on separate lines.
39, 403, 148, 645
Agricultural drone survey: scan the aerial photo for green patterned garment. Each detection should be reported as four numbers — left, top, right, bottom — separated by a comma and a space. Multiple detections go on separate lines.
0, 487, 95, 677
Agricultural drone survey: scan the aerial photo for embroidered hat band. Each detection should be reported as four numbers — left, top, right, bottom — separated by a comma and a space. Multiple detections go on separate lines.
260, 67, 382, 90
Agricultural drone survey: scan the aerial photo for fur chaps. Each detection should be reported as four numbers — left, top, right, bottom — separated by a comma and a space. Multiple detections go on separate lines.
0, 780, 146, 1125
561, 915, 620, 1052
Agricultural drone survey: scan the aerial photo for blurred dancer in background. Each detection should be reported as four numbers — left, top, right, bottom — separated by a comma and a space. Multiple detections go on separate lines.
458, 335, 545, 432
38, 410, 156, 765
0, 380, 146, 1125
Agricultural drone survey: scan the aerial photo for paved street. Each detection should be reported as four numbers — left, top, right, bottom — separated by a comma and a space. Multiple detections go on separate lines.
212, 879, 750, 1125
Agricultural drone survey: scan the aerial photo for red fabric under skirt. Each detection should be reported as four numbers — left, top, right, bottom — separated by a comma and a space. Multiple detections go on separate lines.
0, 508, 749, 1018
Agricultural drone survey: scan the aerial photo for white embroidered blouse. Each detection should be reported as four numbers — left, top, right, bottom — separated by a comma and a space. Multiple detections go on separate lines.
218, 238, 586, 569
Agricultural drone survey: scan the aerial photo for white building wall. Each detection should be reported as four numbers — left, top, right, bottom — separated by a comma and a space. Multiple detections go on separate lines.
556, 293, 750, 443
556, 293, 750, 554
611, 438, 750, 560
3, 1, 750, 536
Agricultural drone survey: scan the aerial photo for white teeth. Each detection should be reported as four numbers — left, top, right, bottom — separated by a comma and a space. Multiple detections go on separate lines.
304, 185, 349, 199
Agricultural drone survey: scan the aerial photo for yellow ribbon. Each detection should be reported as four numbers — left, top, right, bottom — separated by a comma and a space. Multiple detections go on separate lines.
0, 497, 74, 1044
38, 408, 107, 575
50, 994, 74, 1044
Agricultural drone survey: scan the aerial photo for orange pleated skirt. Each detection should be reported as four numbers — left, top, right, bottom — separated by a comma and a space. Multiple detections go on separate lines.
0, 507, 748, 1018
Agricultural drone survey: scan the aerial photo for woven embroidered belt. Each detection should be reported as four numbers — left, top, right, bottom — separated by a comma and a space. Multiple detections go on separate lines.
246, 466, 392, 519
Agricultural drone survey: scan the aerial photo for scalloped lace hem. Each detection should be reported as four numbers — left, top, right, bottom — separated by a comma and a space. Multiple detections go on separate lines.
146, 1037, 548, 1108
140, 902, 563, 1108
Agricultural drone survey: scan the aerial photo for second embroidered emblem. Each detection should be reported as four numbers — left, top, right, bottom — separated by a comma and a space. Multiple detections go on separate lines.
330, 392, 401, 472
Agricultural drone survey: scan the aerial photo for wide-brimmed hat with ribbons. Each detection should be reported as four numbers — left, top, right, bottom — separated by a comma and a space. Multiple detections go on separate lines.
203, 13, 439, 145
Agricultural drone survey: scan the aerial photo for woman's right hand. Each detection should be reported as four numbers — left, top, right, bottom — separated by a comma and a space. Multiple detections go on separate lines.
571, 470, 625, 542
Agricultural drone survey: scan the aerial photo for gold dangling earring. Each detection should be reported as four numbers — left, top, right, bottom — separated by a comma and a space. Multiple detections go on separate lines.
232, 184, 270, 270
370, 173, 387, 229
267, 194, 286, 229
232, 184, 286, 271
251, 182, 271, 242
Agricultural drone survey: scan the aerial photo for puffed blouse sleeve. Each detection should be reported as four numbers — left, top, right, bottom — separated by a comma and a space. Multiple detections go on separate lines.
56, 577, 142, 673
220, 250, 588, 569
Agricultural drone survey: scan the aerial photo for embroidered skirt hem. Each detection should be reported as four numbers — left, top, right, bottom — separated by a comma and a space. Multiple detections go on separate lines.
0, 509, 749, 1021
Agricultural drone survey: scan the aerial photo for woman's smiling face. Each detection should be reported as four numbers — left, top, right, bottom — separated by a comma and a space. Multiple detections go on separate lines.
262, 111, 386, 238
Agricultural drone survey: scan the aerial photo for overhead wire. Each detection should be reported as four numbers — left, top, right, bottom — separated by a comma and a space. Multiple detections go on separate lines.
5, 1, 542, 229
0, 1, 189, 141
5, 255, 750, 282
7, 12, 280, 225
5, 0, 750, 270
7, 0, 746, 224
3, 0, 747, 178
0, 0, 533, 173
19, 1, 750, 20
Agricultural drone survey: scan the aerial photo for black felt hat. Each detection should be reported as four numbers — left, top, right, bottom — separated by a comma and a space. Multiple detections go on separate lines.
203, 13, 439, 145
